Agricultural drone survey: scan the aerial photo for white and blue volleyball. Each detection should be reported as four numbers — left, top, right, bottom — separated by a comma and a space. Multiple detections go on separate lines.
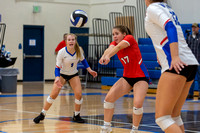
70, 9, 88, 27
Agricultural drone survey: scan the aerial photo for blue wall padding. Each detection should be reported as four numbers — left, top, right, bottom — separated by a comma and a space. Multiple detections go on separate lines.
139, 45, 156, 53
141, 53, 157, 61
138, 38, 153, 45
193, 81, 199, 91
116, 69, 123, 77
143, 61, 160, 69
101, 77, 120, 86
114, 60, 123, 68
148, 70, 161, 79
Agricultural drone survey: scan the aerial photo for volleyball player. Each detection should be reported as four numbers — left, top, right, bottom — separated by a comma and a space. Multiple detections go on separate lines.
33, 33, 97, 124
145, 0, 199, 132
99, 25, 149, 133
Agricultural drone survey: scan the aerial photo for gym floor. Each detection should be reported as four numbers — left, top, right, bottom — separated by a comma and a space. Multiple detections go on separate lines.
0, 82, 199, 133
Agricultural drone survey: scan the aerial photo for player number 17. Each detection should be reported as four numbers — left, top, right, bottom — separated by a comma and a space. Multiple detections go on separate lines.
121, 56, 129, 64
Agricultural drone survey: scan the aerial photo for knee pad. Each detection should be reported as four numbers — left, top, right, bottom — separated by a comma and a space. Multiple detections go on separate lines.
133, 107, 143, 115
156, 115, 175, 131
104, 100, 114, 109
75, 98, 83, 105
172, 116, 183, 126
47, 96, 55, 104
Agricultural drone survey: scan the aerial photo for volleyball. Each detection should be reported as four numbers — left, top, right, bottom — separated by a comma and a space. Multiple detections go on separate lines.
70, 9, 88, 27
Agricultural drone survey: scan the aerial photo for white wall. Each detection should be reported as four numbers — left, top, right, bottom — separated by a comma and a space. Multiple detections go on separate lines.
0, 0, 199, 80
168, 0, 200, 23
0, 0, 90, 80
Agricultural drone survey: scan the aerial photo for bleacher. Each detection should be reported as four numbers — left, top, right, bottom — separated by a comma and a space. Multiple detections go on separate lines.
101, 23, 199, 93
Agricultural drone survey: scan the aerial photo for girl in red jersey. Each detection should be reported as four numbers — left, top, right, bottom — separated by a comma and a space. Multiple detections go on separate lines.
99, 25, 149, 133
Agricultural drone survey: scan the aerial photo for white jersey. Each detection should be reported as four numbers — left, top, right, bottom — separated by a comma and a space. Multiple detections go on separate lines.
56, 47, 85, 75
145, 2, 198, 73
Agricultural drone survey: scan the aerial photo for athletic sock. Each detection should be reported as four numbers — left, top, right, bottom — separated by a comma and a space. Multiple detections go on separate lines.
104, 121, 111, 126
41, 109, 47, 116
132, 125, 138, 130
75, 111, 80, 116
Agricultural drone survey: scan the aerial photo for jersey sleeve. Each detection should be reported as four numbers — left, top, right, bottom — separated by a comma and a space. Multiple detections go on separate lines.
110, 41, 117, 46
122, 35, 136, 46
56, 49, 63, 68
147, 4, 171, 29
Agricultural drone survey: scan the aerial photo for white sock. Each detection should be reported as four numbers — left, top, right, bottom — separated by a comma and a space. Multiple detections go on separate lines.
132, 125, 138, 130
104, 121, 111, 126
41, 109, 47, 115
75, 111, 80, 116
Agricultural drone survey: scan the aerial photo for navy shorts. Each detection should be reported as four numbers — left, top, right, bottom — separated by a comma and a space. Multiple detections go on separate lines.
165, 65, 198, 82
123, 77, 149, 87
60, 73, 79, 81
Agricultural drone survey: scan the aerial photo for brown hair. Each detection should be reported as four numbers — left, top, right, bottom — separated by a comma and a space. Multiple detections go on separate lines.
113, 25, 132, 35
63, 33, 68, 40
66, 33, 82, 59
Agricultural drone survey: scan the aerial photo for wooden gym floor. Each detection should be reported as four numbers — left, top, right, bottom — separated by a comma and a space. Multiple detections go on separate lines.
0, 82, 200, 133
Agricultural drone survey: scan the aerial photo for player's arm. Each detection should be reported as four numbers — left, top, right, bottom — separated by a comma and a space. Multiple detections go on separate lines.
165, 21, 187, 73
80, 59, 97, 78
101, 41, 129, 65
54, 51, 63, 88
99, 45, 115, 64
107, 41, 129, 58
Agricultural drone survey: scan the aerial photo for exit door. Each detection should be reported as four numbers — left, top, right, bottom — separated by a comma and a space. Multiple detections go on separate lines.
23, 25, 44, 81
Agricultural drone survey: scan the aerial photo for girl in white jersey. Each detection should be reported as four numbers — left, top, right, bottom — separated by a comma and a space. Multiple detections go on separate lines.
33, 33, 97, 124
145, 0, 199, 133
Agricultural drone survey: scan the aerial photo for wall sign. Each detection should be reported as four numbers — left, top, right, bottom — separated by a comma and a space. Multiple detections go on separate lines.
29, 39, 36, 46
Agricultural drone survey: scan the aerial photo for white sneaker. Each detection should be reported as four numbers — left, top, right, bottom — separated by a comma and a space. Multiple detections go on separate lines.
100, 126, 113, 133
130, 129, 138, 133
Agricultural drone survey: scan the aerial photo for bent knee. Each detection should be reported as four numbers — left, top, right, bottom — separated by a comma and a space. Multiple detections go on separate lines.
104, 100, 115, 109
133, 107, 143, 115
75, 98, 83, 105
133, 100, 143, 108
74, 93, 82, 99
155, 115, 175, 131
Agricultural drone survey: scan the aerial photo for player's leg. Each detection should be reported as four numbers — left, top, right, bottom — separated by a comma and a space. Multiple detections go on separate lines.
155, 72, 186, 133
69, 76, 85, 123
101, 78, 132, 133
171, 80, 193, 133
131, 80, 148, 132
33, 76, 66, 123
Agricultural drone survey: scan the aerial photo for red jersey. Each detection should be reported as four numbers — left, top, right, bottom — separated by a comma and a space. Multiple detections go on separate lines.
110, 35, 149, 78
55, 40, 66, 52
